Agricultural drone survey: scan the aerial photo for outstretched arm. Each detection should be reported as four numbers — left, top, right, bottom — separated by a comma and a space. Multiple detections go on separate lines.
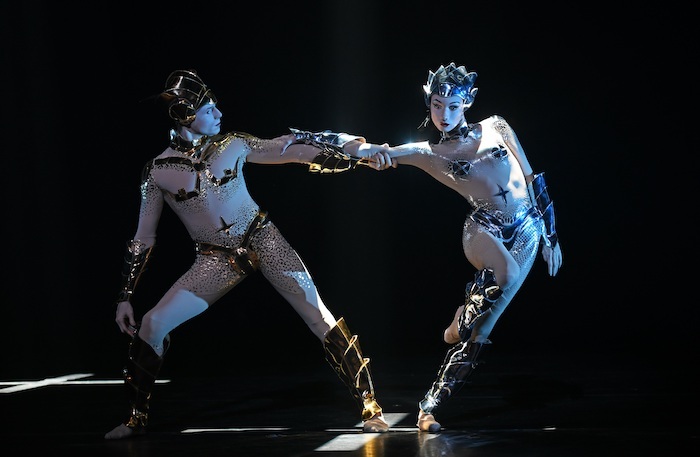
344, 140, 433, 168
286, 128, 396, 171
244, 133, 311, 165
342, 139, 397, 170
247, 131, 396, 171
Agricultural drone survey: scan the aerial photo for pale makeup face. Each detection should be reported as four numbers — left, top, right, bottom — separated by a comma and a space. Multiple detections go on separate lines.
189, 102, 222, 136
429, 94, 466, 133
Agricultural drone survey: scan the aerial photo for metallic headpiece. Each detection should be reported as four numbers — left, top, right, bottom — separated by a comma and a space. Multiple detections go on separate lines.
160, 69, 217, 126
423, 63, 478, 109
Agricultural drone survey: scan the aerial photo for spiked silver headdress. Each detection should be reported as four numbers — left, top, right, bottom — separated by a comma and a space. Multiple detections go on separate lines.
423, 63, 478, 109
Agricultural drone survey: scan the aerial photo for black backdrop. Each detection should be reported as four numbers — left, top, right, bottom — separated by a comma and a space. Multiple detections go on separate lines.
2, 1, 692, 381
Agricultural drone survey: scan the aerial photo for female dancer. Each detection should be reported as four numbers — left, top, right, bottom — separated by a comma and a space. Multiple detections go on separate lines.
345, 62, 563, 432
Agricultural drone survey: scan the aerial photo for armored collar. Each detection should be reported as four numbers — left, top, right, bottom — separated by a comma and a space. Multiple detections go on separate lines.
169, 131, 211, 158
440, 122, 474, 144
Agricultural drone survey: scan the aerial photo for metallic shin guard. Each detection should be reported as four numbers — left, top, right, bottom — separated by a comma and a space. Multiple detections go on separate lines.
323, 318, 383, 421
419, 340, 487, 413
122, 334, 169, 430
458, 268, 503, 341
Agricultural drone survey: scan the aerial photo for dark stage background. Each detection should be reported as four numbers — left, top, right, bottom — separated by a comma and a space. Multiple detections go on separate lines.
1, 1, 692, 385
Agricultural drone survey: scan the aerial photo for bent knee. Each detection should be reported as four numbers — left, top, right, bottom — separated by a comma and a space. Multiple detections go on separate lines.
495, 265, 520, 289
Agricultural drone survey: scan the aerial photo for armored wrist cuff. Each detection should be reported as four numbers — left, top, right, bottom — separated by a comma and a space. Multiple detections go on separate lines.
116, 240, 154, 304
288, 128, 364, 173
289, 128, 361, 148
530, 172, 558, 248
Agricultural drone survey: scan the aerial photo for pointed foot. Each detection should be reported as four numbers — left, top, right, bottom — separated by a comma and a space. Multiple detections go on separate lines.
104, 423, 145, 440
417, 411, 441, 433
363, 413, 390, 433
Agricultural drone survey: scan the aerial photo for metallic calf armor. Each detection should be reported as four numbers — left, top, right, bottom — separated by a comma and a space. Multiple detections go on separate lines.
323, 318, 383, 421
458, 268, 503, 341
117, 240, 154, 303
427, 268, 499, 416
418, 340, 487, 414
123, 334, 170, 432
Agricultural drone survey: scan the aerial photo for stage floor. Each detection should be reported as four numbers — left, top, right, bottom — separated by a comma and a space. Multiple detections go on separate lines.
1, 351, 696, 457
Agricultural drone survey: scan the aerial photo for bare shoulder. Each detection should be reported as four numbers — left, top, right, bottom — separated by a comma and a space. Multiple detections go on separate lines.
479, 114, 511, 131
221, 131, 266, 152
481, 115, 521, 143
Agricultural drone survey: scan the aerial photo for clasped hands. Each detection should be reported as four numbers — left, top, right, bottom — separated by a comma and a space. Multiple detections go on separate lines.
347, 141, 397, 171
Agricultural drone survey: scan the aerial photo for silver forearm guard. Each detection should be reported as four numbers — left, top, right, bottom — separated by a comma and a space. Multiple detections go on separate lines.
289, 127, 361, 148
289, 127, 362, 173
529, 172, 558, 248
116, 239, 154, 303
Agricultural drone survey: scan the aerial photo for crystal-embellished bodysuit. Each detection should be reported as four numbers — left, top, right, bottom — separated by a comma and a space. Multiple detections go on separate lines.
396, 115, 545, 339
132, 131, 336, 343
